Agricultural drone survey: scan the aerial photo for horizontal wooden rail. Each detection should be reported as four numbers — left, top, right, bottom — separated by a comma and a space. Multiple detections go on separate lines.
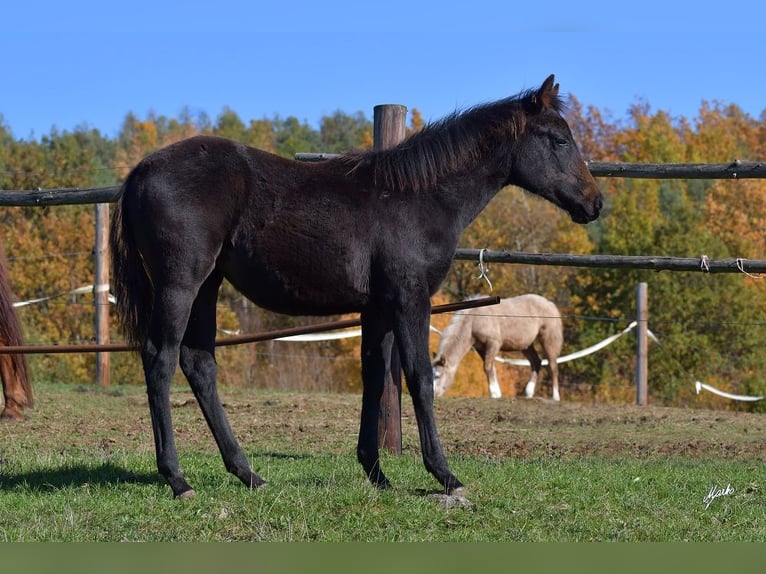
0, 296, 499, 355
0, 185, 121, 206
295, 155, 766, 179
586, 160, 766, 179
294, 152, 341, 162
454, 249, 766, 274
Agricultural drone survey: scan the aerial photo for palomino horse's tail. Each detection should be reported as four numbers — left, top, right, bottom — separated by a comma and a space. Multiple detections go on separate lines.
109, 182, 153, 349
0, 241, 32, 409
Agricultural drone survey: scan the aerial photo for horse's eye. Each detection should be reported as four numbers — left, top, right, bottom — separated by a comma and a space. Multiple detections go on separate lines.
554, 137, 569, 148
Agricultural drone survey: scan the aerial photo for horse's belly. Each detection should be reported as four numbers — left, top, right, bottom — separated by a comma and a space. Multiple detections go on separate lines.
220, 250, 369, 316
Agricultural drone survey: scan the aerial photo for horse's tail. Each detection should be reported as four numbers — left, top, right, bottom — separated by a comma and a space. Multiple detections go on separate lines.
0, 243, 33, 407
109, 180, 153, 349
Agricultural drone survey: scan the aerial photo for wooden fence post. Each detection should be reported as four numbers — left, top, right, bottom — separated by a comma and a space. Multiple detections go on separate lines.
374, 104, 407, 455
635, 282, 648, 405
94, 203, 110, 387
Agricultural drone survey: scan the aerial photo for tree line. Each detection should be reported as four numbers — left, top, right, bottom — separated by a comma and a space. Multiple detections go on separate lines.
1, 98, 765, 411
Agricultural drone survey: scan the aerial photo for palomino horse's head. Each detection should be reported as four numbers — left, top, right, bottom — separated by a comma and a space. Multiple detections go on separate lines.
431, 354, 453, 397
510, 75, 602, 224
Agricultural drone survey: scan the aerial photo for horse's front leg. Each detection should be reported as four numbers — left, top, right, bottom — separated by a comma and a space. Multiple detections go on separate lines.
479, 345, 503, 398
357, 311, 393, 489
394, 297, 464, 495
522, 346, 542, 398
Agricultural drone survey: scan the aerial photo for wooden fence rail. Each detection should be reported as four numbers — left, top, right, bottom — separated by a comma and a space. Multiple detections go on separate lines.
453, 249, 766, 274
586, 160, 766, 179
0, 186, 121, 206
0, 296, 500, 355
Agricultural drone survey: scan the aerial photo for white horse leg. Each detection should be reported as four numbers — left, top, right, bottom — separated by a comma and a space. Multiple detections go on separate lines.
482, 352, 502, 398
488, 367, 502, 398
524, 376, 537, 398
522, 347, 542, 399
549, 355, 561, 402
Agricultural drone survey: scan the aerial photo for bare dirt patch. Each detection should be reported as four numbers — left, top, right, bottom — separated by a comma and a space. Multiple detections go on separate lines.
7, 384, 764, 466
429, 396, 764, 462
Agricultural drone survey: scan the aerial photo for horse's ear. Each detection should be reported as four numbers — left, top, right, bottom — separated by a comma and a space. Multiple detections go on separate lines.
531, 74, 559, 111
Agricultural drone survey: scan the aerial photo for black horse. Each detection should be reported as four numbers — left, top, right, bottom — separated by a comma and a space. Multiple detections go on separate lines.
110, 74, 602, 498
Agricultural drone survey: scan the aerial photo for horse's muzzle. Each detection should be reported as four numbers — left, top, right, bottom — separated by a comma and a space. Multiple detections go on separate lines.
571, 192, 603, 224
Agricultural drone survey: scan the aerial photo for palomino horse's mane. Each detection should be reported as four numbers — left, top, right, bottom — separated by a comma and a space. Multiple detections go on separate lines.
436, 307, 475, 363
343, 88, 566, 194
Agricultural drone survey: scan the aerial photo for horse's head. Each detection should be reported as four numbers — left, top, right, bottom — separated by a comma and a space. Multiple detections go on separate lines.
509, 74, 602, 224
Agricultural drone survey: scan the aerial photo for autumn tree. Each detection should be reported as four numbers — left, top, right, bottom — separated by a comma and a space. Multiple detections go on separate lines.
0, 126, 117, 384
565, 101, 766, 408
319, 110, 373, 152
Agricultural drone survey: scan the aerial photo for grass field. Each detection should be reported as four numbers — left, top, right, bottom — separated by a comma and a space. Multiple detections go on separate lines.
0, 382, 763, 541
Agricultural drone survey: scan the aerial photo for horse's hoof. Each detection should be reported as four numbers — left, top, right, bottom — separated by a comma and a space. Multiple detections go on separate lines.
176, 489, 197, 500
369, 475, 392, 490
366, 468, 392, 490
250, 472, 266, 490
0, 408, 26, 421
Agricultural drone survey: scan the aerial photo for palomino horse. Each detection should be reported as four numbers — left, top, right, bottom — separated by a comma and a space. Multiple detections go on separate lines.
110, 75, 602, 498
432, 294, 563, 400
0, 239, 32, 420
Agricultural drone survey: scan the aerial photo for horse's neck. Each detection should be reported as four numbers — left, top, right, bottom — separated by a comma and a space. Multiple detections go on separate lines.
439, 313, 476, 368
439, 159, 509, 230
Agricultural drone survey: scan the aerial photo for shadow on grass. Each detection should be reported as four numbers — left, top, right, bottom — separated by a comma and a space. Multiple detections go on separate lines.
0, 451, 325, 494
0, 462, 162, 492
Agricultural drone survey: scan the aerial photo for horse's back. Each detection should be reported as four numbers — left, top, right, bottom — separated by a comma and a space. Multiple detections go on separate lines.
507, 294, 560, 317
123, 136, 266, 207
470, 294, 561, 350
507, 294, 563, 353
118, 136, 379, 316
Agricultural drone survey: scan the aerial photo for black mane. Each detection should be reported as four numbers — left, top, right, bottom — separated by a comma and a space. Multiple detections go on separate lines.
343, 88, 565, 193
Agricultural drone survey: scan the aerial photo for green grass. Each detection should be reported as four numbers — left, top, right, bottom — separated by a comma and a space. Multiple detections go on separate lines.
0, 383, 763, 541
1, 450, 762, 541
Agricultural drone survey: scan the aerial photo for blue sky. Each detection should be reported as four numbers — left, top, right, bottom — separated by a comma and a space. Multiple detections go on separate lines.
3, 0, 764, 141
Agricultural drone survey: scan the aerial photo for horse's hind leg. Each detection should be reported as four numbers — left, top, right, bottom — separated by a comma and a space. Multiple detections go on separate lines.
142, 286, 196, 498
522, 346, 542, 398
545, 347, 561, 402
179, 271, 265, 490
